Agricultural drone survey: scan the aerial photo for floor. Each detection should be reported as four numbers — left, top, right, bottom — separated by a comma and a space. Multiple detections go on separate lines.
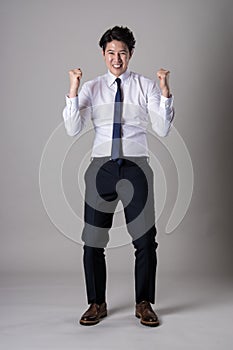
0, 270, 232, 350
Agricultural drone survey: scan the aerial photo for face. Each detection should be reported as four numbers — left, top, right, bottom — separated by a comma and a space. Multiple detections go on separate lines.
103, 40, 132, 77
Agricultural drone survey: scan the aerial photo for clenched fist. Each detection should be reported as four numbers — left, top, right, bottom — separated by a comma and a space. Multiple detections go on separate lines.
69, 68, 83, 98
156, 68, 171, 98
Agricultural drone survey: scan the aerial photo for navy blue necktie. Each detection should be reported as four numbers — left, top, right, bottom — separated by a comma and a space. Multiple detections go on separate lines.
111, 78, 123, 164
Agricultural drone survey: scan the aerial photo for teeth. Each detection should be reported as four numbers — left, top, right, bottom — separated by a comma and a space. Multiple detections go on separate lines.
113, 65, 121, 68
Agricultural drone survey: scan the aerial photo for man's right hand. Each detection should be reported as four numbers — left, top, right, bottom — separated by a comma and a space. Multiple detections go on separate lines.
68, 68, 82, 98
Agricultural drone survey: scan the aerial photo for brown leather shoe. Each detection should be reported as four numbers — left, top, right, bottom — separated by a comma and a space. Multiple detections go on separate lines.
135, 301, 159, 327
79, 302, 107, 326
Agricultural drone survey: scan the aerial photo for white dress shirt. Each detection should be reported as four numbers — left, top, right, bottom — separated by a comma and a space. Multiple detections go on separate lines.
63, 69, 174, 157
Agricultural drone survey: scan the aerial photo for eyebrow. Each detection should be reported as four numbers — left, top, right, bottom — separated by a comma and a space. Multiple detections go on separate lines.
106, 49, 128, 53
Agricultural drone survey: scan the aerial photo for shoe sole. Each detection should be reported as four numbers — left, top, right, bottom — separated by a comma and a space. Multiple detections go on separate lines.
135, 313, 160, 327
79, 312, 107, 326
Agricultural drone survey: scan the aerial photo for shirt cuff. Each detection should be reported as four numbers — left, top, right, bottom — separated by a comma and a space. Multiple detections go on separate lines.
160, 94, 174, 108
65, 94, 79, 110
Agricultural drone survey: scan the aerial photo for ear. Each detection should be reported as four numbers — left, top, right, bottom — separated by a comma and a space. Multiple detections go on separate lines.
129, 49, 134, 59
102, 50, 105, 58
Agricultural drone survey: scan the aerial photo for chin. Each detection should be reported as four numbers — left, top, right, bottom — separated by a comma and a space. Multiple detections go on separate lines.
111, 69, 125, 76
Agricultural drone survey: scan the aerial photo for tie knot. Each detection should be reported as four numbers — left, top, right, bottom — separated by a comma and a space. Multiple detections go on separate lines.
115, 78, 121, 87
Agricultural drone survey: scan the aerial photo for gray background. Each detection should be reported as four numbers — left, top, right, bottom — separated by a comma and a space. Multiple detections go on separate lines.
1, 0, 233, 349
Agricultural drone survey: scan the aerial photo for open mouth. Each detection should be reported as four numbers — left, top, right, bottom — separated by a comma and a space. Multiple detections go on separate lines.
112, 64, 122, 69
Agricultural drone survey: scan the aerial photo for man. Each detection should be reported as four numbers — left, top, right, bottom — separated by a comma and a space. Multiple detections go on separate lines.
63, 26, 174, 327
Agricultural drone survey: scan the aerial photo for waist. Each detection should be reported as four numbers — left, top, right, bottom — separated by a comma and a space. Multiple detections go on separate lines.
90, 156, 149, 166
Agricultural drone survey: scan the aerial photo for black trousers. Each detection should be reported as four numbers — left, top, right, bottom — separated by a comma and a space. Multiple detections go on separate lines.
81, 157, 158, 304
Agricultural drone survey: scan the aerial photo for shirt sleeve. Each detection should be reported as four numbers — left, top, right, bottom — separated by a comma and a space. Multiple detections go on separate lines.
147, 81, 174, 137
62, 82, 92, 136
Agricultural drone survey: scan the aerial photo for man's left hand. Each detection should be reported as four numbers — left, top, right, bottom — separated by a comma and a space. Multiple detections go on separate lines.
157, 68, 171, 98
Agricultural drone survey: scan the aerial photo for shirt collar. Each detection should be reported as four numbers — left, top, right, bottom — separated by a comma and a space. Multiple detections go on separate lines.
107, 69, 131, 87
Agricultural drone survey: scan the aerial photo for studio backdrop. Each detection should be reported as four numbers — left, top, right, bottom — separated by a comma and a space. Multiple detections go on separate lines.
1, 0, 233, 280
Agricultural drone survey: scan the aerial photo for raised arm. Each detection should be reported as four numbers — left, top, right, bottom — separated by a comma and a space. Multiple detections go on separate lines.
148, 68, 174, 137
62, 68, 91, 136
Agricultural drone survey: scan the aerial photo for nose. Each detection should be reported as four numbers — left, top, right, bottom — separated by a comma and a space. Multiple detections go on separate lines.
115, 53, 122, 62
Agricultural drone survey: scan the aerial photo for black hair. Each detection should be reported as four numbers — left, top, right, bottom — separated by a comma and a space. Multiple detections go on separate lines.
99, 26, 136, 55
